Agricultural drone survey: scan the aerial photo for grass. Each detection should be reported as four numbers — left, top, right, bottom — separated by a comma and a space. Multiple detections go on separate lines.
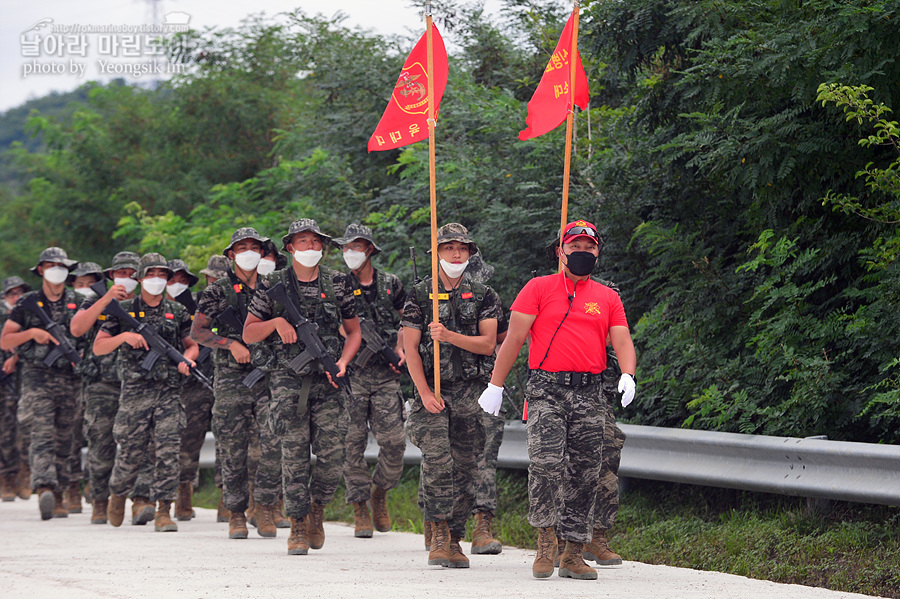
196, 467, 900, 598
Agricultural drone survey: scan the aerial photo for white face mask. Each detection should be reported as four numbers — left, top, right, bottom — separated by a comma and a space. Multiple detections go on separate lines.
293, 249, 322, 268
166, 282, 189, 299
440, 259, 469, 279
114, 277, 138, 294
3, 300, 13, 311
234, 250, 262, 272
342, 249, 368, 270
74, 287, 98, 300
43, 266, 69, 285
141, 276, 168, 296
257, 259, 276, 276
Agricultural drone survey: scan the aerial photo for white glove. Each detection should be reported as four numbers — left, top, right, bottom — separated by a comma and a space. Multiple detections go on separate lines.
478, 383, 504, 416
618, 373, 636, 408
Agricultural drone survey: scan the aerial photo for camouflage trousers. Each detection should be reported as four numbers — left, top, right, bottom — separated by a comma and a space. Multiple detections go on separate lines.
82, 380, 120, 501
19, 365, 79, 492
594, 397, 625, 529
525, 373, 605, 544
109, 380, 185, 502
407, 378, 485, 539
474, 409, 506, 514
212, 366, 282, 512
68, 385, 85, 483
268, 370, 348, 520
179, 379, 214, 486
343, 368, 406, 503
0, 385, 26, 477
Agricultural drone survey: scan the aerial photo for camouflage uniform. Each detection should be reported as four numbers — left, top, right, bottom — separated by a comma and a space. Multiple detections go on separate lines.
594, 336, 626, 530
8, 279, 82, 493
0, 295, 26, 483
248, 263, 357, 519
197, 275, 282, 512
101, 293, 192, 502
342, 268, 407, 504
402, 272, 502, 538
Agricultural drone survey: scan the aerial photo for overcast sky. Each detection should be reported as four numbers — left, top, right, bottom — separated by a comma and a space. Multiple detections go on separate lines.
1, 0, 503, 113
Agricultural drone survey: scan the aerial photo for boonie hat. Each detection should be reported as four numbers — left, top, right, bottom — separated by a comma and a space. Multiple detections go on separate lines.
200, 255, 231, 280
104, 251, 140, 280
281, 218, 332, 251
1, 276, 31, 297
166, 259, 199, 287
435, 223, 478, 255
261, 240, 288, 270
30, 247, 77, 275
137, 253, 173, 279
332, 223, 382, 255
68, 262, 104, 284
223, 227, 270, 256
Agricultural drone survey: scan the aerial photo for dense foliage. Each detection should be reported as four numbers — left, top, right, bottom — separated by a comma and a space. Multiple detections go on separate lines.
1, 0, 897, 442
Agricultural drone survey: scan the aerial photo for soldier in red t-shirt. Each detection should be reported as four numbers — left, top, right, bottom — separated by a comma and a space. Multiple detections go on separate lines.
478, 220, 637, 580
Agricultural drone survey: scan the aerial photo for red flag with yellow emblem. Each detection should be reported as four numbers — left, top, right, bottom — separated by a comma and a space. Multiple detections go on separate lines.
518, 10, 589, 141
368, 26, 448, 152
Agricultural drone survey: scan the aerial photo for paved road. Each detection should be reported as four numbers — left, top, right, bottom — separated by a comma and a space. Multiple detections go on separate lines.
0, 499, 883, 599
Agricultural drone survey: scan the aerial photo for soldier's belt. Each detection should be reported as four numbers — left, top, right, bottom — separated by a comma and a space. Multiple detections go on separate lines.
530, 369, 599, 388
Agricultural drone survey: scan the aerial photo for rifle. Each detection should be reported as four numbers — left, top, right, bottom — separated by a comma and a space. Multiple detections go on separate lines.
266, 281, 353, 402
355, 318, 402, 370
217, 305, 266, 389
19, 293, 82, 367
172, 289, 211, 366
410, 247, 421, 284
89, 281, 213, 392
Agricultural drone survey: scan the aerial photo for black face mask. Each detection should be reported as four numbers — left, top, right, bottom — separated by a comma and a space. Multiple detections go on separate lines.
564, 251, 597, 276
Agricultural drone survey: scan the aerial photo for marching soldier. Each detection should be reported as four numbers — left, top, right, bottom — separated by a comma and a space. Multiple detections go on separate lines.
243, 218, 361, 555
1, 248, 81, 520
0, 276, 31, 501
334, 224, 407, 538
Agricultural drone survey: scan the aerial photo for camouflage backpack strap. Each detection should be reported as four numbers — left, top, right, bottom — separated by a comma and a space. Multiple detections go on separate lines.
319, 264, 338, 309
347, 271, 372, 320
374, 269, 400, 326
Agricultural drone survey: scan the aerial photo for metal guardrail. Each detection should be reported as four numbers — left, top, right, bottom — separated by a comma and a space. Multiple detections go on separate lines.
200, 421, 900, 507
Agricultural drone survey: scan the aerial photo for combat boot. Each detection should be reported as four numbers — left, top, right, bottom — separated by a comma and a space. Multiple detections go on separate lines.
583, 528, 623, 565
52, 489, 68, 518
216, 488, 230, 523
471, 511, 502, 555
131, 496, 155, 525
256, 504, 277, 538
0, 474, 15, 501
306, 501, 326, 549
91, 498, 108, 525
36, 487, 55, 521
66, 482, 82, 514
274, 497, 290, 528
108, 493, 127, 527
246, 483, 256, 526
558, 541, 598, 580
532, 526, 558, 579
16, 463, 31, 500
175, 481, 193, 521
424, 519, 434, 551
154, 500, 178, 532
427, 520, 451, 566
448, 536, 470, 568
228, 511, 248, 539
370, 484, 391, 532
287, 516, 309, 555
353, 501, 373, 538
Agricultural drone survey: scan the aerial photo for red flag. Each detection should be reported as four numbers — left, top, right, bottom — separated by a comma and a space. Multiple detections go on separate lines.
368, 26, 449, 152
518, 11, 589, 141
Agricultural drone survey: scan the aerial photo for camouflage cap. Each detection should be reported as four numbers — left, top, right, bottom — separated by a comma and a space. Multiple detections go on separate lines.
200, 255, 231, 280
332, 223, 382, 255
261, 240, 288, 270
68, 261, 104, 284
30, 246, 78, 275
281, 218, 332, 251
222, 227, 270, 256
1, 276, 31, 297
104, 251, 140, 280
435, 223, 478, 255
166, 259, 199, 287
137, 253, 172, 279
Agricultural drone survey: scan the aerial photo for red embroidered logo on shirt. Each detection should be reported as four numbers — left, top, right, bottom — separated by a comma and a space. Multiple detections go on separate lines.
233, 284, 242, 293
584, 302, 602, 316
165, 313, 175, 319
461, 292, 473, 299
67, 303, 77, 309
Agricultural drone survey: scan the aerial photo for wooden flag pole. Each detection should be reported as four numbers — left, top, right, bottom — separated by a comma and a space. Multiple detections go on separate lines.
425, 2, 442, 404
558, 1, 581, 272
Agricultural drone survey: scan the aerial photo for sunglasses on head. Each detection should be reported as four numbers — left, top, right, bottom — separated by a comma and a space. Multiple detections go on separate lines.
564, 226, 598, 239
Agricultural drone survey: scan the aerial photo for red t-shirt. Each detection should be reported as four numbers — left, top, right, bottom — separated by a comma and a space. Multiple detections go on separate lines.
510, 273, 628, 373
